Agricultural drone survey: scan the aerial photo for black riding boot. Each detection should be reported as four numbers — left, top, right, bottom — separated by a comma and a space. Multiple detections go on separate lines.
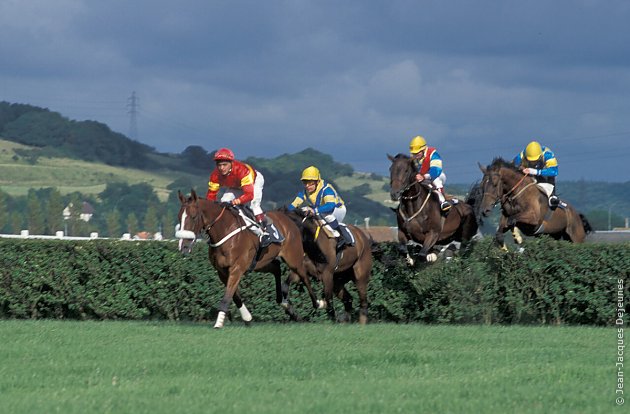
256, 214, 272, 248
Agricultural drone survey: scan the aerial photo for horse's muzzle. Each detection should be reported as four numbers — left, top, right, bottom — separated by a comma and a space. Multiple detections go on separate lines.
390, 191, 401, 202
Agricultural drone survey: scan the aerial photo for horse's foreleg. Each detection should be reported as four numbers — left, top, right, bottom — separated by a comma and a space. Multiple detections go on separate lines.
231, 288, 252, 325
397, 229, 414, 265
215, 267, 246, 329
320, 268, 336, 321
334, 274, 353, 323
418, 231, 440, 262
495, 215, 510, 250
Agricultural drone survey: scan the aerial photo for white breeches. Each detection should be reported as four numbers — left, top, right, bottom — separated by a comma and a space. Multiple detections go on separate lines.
432, 173, 447, 202
322, 204, 347, 225
220, 171, 265, 215
432, 172, 446, 190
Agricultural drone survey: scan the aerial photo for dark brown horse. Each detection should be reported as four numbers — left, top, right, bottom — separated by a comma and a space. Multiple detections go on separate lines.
176, 190, 320, 328
477, 157, 592, 246
286, 208, 372, 324
388, 154, 478, 264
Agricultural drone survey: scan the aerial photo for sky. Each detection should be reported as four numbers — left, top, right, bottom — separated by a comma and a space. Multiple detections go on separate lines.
1, 0, 630, 184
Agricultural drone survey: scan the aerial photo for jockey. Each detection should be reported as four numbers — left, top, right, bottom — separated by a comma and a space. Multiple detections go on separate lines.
409, 135, 451, 215
206, 147, 271, 247
513, 141, 559, 210
288, 165, 353, 248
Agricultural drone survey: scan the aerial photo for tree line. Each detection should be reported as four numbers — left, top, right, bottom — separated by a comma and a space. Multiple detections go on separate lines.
0, 183, 179, 238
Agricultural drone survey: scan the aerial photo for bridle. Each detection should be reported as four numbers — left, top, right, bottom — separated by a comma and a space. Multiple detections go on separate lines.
482, 168, 535, 209
394, 163, 433, 222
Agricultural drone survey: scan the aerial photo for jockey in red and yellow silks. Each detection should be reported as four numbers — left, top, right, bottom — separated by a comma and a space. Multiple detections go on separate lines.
409, 135, 450, 214
206, 147, 271, 247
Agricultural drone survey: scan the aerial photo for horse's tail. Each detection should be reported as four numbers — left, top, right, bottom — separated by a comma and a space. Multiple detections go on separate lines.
579, 213, 594, 234
465, 181, 484, 225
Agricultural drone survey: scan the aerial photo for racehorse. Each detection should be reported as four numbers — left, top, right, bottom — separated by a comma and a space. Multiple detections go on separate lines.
176, 190, 321, 328
477, 157, 592, 246
285, 208, 372, 324
388, 154, 479, 263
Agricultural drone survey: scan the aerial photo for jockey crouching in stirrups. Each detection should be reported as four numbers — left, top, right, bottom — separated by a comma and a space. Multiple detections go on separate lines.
513, 140, 560, 210
409, 135, 451, 215
206, 147, 273, 248
288, 166, 353, 250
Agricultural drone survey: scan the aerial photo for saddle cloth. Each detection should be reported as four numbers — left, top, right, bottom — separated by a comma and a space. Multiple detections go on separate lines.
314, 218, 355, 244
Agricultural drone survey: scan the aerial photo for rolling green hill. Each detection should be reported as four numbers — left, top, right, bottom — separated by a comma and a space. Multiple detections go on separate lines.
0, 139, 200, 202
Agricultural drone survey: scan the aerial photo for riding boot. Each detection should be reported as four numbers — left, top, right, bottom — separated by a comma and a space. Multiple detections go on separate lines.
255, 213, 272, 248
436, 190, 451, 216
328, 220, 346, 251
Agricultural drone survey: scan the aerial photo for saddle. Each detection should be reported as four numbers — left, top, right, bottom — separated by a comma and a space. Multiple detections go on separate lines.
230, 204, 285, 245
534, 183, 567, 209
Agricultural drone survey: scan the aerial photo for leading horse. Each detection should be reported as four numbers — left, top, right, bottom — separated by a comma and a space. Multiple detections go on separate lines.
285, 208, 372, 324
477, 157, 592, 246
177, 190, 321, 328
388, 154, 478, 263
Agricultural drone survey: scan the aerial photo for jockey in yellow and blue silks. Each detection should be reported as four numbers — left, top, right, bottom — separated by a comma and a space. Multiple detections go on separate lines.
288, 166, 353, 247
409, 135, 451, 214
513, 140, 559, 210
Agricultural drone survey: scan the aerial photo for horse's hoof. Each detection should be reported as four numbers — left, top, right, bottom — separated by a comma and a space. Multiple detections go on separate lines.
317, 299, 327, 309
426, 253, 438, 262
280, 300, 290, 309
359, 314, 368, 325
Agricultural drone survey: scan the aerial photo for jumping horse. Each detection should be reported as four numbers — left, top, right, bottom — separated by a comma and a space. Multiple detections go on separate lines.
388, 154, 479, 263
176, 190, 321, 328
477, 157, 592, 246
285, 208, 372, 324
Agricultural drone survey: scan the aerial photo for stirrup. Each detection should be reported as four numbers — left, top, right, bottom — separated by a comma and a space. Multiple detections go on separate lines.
440, 201, 451, 211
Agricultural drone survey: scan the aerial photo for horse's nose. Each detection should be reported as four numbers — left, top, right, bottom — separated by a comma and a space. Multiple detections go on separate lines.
390, 190, 401, 201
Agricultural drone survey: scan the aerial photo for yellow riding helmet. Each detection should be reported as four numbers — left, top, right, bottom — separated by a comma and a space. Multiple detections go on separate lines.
409, 135, 427, 154
301, 166, 321, 181
525, 141, 543, 161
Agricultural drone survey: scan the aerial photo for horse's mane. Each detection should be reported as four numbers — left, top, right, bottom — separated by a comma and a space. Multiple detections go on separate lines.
276, 206, 328, 264
393, 153, 410, 160
488, 157, 519, 173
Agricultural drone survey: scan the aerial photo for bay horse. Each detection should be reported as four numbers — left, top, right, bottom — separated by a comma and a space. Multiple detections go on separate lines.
388, 154, 479, 264
285, 208, 372, 325
477, 157, 592, 246
176, 190, 321, 328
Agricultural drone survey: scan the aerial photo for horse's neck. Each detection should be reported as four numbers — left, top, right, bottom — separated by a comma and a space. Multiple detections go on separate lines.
402, 182, 431, 207
500, 168, 541, 208
199, 201, 241, 234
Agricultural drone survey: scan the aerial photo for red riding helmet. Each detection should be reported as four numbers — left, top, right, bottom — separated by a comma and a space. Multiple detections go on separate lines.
214, 148, 235, 162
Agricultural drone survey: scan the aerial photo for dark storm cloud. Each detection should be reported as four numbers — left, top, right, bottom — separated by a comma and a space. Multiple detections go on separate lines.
1, 0, 629, 182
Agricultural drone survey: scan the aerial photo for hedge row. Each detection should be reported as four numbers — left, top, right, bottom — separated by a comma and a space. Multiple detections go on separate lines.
1, 237, 628, 325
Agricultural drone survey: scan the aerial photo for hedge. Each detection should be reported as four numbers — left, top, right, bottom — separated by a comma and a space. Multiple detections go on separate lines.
0, 237, 628, 325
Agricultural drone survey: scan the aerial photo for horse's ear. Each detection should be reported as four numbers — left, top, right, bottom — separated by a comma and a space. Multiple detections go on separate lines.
387, 153, 395, 162
478, 162, 487, 174
178, 190, 186, 203
190, 188, 198, 201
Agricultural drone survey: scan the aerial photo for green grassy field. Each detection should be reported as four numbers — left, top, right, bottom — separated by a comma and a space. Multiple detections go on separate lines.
0, 139, 191, 201
0, 321, 618, 413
